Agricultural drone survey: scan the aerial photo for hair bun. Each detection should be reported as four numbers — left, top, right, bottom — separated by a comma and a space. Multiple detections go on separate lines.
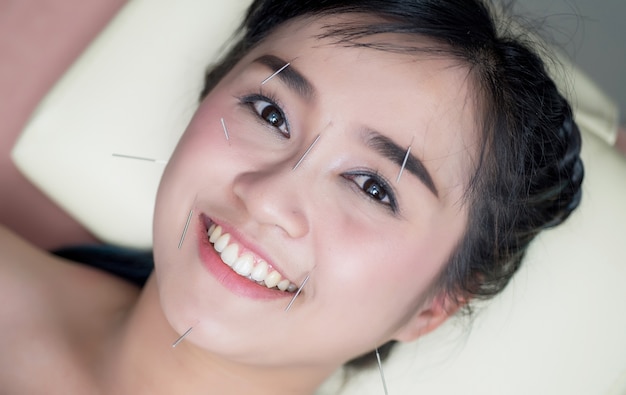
552, 112, 584, 224
528, 99, 584, 230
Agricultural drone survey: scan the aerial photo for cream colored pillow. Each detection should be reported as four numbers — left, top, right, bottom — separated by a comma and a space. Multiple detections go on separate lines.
11, 1, 626, 394
12, 0, 251, 248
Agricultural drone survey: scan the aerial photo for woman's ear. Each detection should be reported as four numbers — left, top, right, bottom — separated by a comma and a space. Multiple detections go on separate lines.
391, 292, 464, 342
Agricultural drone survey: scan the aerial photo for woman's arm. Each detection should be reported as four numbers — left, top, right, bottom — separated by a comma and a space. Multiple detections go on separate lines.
0, 0, 126, 250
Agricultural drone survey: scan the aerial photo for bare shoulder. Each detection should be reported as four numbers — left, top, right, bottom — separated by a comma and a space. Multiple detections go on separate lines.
0, 224, 140, 393
0, 221, 141, 332
0, 223, 140, 300
0, 224, 60, 321
0, 223, 60, 301
0, 222, 52, 267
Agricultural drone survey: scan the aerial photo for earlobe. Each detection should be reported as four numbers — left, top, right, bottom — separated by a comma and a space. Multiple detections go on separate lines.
392, 293, 464, 342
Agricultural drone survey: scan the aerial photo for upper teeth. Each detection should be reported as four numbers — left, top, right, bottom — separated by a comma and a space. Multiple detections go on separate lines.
208, 224, 297, 293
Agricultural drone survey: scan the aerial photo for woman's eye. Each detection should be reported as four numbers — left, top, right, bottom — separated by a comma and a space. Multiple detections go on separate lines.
346, 174, 395, 208
251, 98, 290, 138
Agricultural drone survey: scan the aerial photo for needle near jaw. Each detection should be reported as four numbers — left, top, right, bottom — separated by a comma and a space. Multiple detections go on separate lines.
172, 327, 194, 348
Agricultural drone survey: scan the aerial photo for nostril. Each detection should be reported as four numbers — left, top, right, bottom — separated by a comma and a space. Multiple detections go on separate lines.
231, 170, 311, 239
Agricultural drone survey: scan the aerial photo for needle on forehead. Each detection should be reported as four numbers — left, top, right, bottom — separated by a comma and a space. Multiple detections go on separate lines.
261, 62, 291, 85
221, 118, 230, 142
112, 153, 167, 164
284, 273, 311, 312
396, 136, 415, 183
375, 348, 390, 395
178, 209, 194, 249
172, 327, 194, 348
292, 134, 321, 171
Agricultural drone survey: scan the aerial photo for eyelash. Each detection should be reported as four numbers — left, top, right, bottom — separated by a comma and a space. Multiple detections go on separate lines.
343, 171, 398, 213
239, 92, 291, 138
237, 92, 399, 213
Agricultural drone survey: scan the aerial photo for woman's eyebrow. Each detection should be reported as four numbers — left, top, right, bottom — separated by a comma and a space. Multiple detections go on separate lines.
253, 55, 315, 100
366, 132, 439, 198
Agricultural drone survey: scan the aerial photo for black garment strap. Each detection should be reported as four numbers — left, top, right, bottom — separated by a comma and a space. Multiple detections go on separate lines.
53, 245, 154, 287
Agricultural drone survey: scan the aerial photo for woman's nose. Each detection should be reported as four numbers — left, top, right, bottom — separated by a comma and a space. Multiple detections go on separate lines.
232, 165, 311, 239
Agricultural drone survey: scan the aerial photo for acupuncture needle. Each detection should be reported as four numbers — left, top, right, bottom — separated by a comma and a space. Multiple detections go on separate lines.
112, 153, 168, 164
261, 62, 291, 85
172, 327, 194, 348
396, 136, 414, 183
292, 134, 321, 171
375, 348, 390, 395
284, 273, 311, 312
220, 118, 230, 142
178, 209, 194, 249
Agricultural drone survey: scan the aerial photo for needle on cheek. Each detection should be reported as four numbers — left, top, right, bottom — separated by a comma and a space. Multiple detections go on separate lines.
284, 273, 311, 312
112, 153, 168, 164
221, 118, 230, 143
172, 327, 194, 348
261, 62, 291, 85
178, 209, 194, 249
375, 348, 390, 395
292, 134, 321, 171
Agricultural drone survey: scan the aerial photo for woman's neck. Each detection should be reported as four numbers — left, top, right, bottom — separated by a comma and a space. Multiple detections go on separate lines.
99, 275, 332, 395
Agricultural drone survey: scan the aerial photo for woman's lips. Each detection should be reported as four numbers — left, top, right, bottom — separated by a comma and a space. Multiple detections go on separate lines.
196, 214, 297, 300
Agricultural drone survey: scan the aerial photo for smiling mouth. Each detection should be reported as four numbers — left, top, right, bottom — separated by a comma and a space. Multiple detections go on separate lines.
207, 223, 298, 293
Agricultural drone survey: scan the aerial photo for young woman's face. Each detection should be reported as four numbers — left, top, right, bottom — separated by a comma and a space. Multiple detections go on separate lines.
153, 16, 477, 370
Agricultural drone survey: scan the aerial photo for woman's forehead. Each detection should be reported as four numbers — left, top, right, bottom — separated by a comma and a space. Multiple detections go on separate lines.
249, 15, 478, 114
238, 15, 481, 201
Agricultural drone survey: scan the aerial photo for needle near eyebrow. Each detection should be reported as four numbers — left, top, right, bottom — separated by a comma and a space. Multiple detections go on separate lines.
396, 136, 415, 183
375, 348, 390, 395
292, 134, 321, 171
178, 209, 194, 249
284, 273, 311, 312
261, 62, 291, 85
112, 153, 168, 164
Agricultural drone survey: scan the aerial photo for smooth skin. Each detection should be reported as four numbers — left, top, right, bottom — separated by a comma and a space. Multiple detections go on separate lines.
0, 0, 125, 250
1, 15, 478, 395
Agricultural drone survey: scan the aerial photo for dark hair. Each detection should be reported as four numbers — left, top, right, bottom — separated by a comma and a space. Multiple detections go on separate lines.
200, 0, 584, 368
